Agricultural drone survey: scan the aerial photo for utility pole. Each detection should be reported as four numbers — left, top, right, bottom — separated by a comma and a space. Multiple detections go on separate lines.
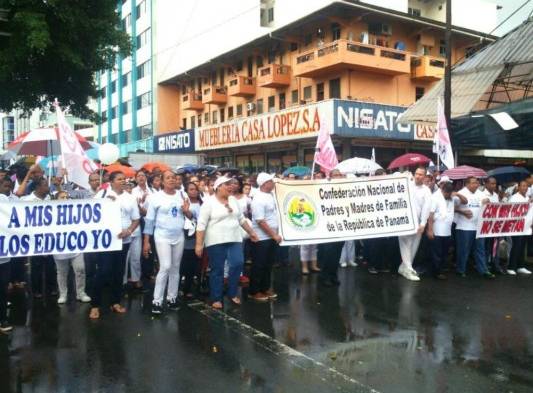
444, 0, 452, 127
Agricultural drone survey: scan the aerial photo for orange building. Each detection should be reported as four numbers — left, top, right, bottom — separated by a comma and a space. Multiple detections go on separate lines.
158, 2, 494, 172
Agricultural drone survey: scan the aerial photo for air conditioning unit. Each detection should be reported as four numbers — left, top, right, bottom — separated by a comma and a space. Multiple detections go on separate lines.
369, 23, 392, 36
246, 102, 256, 112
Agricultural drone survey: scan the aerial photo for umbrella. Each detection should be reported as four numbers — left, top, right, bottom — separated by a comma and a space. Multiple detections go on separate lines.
442, 165, 487, 180
104, 163, 136, 178
336, 157, 382, 175
387, 153, 431, 170
7, 128, 92, 156
0, 149, 16, 161
487, 166, 530, 184
141, 162, 171, 173
282, 166, 311, 177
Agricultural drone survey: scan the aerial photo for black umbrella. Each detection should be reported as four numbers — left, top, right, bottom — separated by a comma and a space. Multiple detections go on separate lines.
487, 166, 530, 183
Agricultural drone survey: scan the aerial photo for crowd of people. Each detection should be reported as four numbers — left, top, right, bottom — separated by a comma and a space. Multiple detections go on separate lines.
0, 162, 532, 334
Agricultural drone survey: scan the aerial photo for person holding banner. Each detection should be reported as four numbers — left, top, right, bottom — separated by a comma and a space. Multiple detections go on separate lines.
195, 176, 258, 309
143, 170, 191, 315
90, 172, 140, 320
507, 180, 532, 276
249, 173, 281, 302
0, 193, 12, 333
483, 177, 505, 275
398, 167, 431, 282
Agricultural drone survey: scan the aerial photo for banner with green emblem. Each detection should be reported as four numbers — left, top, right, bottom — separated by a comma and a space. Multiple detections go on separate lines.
274, 175, 418, 245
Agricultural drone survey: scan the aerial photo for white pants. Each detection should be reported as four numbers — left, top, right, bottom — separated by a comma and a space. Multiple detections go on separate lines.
339, 241, 356, 264
125, 236, 142, 283
398, 233, 422, 270
54, 254, 86, 298
300, 244, 317, 262
153, 237, 184, 305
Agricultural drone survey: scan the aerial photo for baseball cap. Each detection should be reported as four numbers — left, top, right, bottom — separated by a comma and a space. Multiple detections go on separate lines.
213, 176, 232, 190
256, 172, 275, 187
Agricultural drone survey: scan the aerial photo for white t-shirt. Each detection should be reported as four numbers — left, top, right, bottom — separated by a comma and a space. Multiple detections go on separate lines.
527, 185, 533, 200
235, 195, 251, 217
430, 191, 455, 237
21, 192, 51, 201
412, 183, 432, 226
143, 190, 186, 244
197, 195, 245, 247
131, 185, 154, 209
509, 192, 529, 203
483, 189, 499, 204
95, 188, 140, 244
251, 190, 279, 241
454, 187, 486, 231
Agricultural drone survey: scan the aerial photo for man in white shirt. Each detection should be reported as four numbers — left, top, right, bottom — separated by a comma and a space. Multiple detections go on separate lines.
249, 173, 281, 302
454, 176, 494, 278
482, 177, 504, 274
507, 180, 532, 275
398, 167, 431, 281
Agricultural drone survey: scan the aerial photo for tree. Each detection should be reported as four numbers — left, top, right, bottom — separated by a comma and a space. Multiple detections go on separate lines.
0, 0, 131, 121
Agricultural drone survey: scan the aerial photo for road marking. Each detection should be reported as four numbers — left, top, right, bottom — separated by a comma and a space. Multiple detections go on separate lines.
188, 301, 380, 393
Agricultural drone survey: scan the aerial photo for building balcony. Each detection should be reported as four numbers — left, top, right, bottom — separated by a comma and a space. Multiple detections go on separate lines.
293, 39, 411, 78
228, 76, 256, 97
182, 91, 204, 111
202, 86, 227, 105
257, 64, 291, 88
411, 55, 445, 81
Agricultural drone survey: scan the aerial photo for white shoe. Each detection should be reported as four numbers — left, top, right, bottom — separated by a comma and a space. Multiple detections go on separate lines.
517, 268, 532, 275
507, 269, 517, 276
409, 267, 419, 276
340, 262, 347, 268
77, 294, 91, 303
57, 296, 67, 304
347, 261, 358, 267
398, 264, 420, 281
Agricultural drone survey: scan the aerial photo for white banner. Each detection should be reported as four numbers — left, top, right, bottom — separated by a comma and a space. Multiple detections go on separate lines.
0, 199, 123, 258
274, 175, 418, 246
476, 202, 533, 238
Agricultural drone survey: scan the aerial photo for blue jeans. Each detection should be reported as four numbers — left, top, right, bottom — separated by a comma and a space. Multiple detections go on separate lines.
455, 230, 488, 274
207, 242, 243, 302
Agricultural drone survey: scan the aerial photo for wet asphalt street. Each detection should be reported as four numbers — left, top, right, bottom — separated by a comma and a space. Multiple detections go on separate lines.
2, 259, 533, 393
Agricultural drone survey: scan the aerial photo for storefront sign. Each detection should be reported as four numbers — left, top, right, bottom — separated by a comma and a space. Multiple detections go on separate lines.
274, 174, 418, 246
414, 124, 436, 141
153, 129, 195, 154
0, 199, 123, 258
195, 102, 333, 151
476, 202, 532, 238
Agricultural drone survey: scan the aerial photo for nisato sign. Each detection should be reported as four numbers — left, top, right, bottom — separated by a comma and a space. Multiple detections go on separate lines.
153, 129, 195, 154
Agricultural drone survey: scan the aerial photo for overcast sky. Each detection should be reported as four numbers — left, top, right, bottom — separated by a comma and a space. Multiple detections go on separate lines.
486, 0, 533, 35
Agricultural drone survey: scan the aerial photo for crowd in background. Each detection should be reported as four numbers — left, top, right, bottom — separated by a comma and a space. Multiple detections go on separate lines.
0, 162, 532, 334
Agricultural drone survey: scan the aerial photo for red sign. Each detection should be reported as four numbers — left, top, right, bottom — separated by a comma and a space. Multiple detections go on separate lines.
476, 202, 532, 238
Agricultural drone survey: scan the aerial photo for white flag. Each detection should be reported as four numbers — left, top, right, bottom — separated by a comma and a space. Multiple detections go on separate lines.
435, 100, 455, 169
55, 103, 98, 190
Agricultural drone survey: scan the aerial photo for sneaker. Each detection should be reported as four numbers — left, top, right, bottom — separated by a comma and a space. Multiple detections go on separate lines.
482, 272, 495, 279
507, 269, 517, 276
77, 294, 91, 303
264, 289, 278, 299
57, 296, 67, 304
249, 293, 269, 302
347, 261, 358, 267
398, 265, 420, 281
151, 304, 163, 315
340, 262, 347, 268
517, 268, 532, 275
0, 321, 13, 334
167, 300, 180, 311
368, 267, 379, 274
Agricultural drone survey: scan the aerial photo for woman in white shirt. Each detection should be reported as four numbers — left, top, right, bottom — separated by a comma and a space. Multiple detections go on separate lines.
90, 171, 140, 320
143, 171, 192, 315
195, 176, 258, 309
508, 180, 532, 275
180, 181, 202, 300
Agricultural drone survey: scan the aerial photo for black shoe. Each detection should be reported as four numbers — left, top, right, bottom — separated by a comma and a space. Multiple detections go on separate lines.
151, 304, 163, 315
0, 321, 13, 334
167, 300, 180, 311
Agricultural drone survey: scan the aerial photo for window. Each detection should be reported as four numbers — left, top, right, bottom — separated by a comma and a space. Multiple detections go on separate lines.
182, 118, 187, 129
136, 0, 146, 20
100, 87, 106, 99
122, 72, 131, 87
219, 68, 224, 86
136, 28, 150, 50
439, 40, 446, 57
197, 115, 202, 127
256, 56, 263, 68
291, 89, 298, 105
268, 95, 275, 112
139, 124, 152, 139
111, 106, 117, 119
316, 83, 324, 101
228, 106, 234, 119
2, 116, 14, 131
122, 14, 131, 30
136, 60, 151, 80
268, 7, 274, 23
304, 33, 312, 46
236, 60, 243, 72
267, 50, 275, 64
122, 100, 132, 115
303, 86, 312, 101
236, 104, 243, 116
256, 99, 264, 114
212, 110, 218, 124
124, 129, 132, 143
190, 116, 196, 128
111, 80, 117, 94
415, 87, 425, 101
329, 78, 340, 99
279, 93, 286, 110
101, 110, 107, 122
204, 112, 209, 124
219, 108, 225, 123
136, 92, 151, 110
408, 7, 421, 17
331, 23, 341, 41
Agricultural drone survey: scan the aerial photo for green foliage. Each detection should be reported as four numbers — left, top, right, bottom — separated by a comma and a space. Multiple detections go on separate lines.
0, 0, 131, 121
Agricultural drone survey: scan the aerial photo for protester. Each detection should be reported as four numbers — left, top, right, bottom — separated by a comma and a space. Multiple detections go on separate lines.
0, 192, 12, 333
195, 176, 258, 309
180, 181, 202, 299
249, 173, 281, 302
507, 180, 532, 275
90, 171, 140, 319
143, 171, 191, 315
339, 241, 357, 268
398, 167, 431, 281
482, 177, 504, 274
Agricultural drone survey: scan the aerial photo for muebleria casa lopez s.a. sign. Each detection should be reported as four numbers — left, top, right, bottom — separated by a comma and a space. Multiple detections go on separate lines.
153, 129, 195, 154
